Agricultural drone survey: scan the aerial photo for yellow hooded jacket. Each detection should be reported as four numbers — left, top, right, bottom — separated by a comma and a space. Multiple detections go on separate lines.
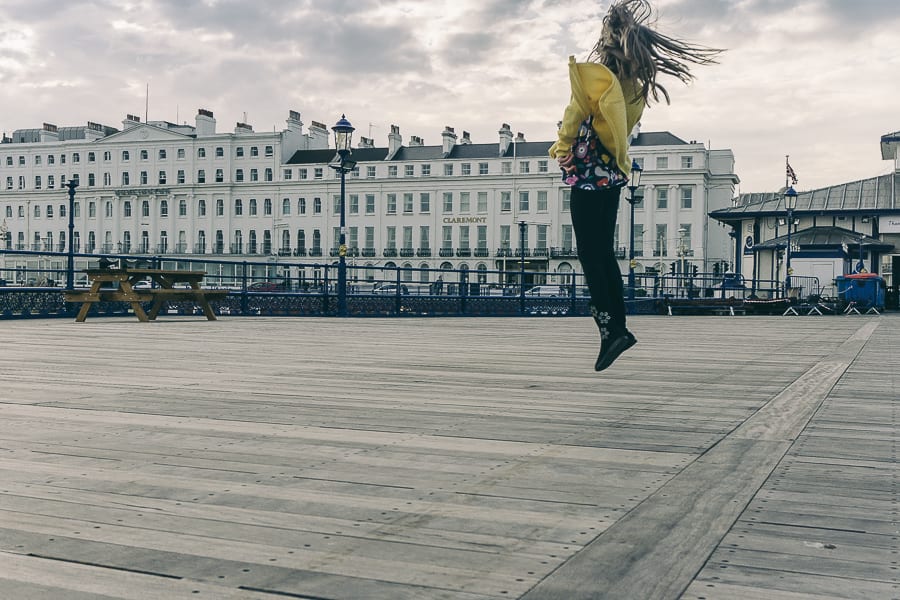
549, 56, 644, 178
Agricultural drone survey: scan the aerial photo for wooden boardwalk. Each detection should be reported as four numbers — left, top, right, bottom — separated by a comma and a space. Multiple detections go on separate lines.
0, 314, 896, 599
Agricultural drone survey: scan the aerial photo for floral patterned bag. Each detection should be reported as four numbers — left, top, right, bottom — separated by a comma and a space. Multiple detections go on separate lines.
560, 115, 627, 191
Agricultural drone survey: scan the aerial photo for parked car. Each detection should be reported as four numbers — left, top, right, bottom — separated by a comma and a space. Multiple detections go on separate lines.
248, 281, 281, 292
524, 285, 568, 297
372, 283, 409, 295
132, 279, 153, 290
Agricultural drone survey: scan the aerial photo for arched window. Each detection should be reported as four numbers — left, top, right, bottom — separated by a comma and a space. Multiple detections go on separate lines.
198, 199, 207, 216
419, 263, 430, 283
476, 263, 488, 284
141, 200, 150, 217
557, 262, 574, 285
159, 200, 169, 217
402, 262, 414, 282
281, 229, 290, 252
123, 231, 131, 253
123, 201, 132, 217
297, 230, 306, 250
282, 198, 291, 215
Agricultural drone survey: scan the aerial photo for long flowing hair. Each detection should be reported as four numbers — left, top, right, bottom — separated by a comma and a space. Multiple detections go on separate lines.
588, 0, 722, 105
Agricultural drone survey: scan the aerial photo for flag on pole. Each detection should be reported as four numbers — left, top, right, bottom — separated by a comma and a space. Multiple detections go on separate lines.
786, 157, 798, 186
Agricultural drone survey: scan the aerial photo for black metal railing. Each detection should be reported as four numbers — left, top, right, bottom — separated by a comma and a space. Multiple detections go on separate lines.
0, 248, 838, 320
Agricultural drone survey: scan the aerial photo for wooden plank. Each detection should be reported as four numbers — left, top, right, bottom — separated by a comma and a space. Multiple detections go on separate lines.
520, 319, 879, 600
0, 316, 894, 599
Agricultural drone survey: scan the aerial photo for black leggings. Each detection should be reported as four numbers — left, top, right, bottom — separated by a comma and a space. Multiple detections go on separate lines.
570, 186, 626, 339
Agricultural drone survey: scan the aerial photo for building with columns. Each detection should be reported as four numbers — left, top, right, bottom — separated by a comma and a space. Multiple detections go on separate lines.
1, 108, 738, 287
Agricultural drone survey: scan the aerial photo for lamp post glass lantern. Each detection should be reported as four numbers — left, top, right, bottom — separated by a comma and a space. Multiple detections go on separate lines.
784, 186, 797, 296
626, 159, 643, 302
330, 115, 355, 316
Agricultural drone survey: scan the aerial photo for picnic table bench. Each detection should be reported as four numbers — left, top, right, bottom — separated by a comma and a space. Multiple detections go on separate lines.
665, 297, 745, 316
63, 268, 228, 322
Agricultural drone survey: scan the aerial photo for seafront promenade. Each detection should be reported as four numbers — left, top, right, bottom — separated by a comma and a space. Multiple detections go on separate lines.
0, 314, 897, 599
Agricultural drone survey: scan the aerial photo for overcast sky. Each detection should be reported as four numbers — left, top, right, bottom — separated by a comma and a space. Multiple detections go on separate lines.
1, 0, 898, 193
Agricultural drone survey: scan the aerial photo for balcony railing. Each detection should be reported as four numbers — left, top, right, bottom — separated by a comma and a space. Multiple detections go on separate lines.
416, 248, 432, 257
294, 248, 307, 257
532, 247, 550, 258
175, 243, 188, 253
361, 248, 376, 257
308, 247, 323, 257
438, 248, 453, 258
455, 248, 471, 257
474, 248, 489, 258
496, 248, 513, 257
278, 248, 291, 257
230, 243, 243, 254
550, 247, 577, 258
399, 248, 414, 257
194, 244, 207, 254
383, 248, 398, 257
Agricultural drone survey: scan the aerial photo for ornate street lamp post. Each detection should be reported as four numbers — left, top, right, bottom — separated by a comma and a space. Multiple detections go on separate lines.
65, 179, 79, 290
518, 220, 527, 314
330, 115, 356, 316
784, 186, 798, 296
626, 160, 643, 302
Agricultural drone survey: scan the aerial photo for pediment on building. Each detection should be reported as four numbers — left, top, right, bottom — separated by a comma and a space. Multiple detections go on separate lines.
98, 124, 193, 144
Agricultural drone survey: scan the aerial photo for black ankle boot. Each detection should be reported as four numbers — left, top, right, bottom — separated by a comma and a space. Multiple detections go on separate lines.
595, 331, 637, 372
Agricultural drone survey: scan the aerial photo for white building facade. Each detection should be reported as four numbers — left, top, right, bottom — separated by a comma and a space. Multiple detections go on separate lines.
0, 109, 738, 286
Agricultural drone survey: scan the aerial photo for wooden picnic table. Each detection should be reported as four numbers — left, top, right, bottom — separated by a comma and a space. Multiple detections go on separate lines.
63, 268, 228, 322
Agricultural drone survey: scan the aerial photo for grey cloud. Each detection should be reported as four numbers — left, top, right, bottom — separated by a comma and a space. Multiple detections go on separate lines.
442, 32, 498, 66
660, 0, 900, 42
296, 20, 431, 76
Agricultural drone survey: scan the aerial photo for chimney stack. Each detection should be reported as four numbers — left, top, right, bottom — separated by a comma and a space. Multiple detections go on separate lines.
195, 109, 216, 136
387, 124, 402, 158
499, 123, 513, 156
441, 126, 457, 157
